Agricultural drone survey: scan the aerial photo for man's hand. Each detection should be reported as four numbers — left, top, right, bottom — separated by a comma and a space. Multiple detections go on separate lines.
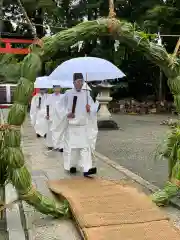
67, 113, 75, 119
86, 104, 90, 113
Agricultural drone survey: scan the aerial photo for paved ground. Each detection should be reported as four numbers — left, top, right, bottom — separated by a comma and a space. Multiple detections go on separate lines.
1, 109, 180, 239
20, 114, 180, 238
96, 114, 174, 188
1, 109, 173, 188
20, 116, 132, 239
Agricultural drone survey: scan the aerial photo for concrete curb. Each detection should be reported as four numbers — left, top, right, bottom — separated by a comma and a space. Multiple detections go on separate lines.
95, 151, 180, 210
5, 184, 26, 240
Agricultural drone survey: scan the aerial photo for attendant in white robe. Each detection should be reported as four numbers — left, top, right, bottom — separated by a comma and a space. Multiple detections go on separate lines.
45, 85, 64, 151
81, 83, 99, 168
44, 93, 53, 149
30, 89, 48, 138
81, 83, 99, 152
88, 100, 99, 151
53, 73, 97, 177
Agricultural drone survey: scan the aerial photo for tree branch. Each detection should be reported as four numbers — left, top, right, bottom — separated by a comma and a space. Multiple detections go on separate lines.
16, 0, 37, 38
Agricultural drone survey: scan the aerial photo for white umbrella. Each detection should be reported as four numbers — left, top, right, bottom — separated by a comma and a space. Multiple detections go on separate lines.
34, 76, 53, 88
49, 57, 125, 82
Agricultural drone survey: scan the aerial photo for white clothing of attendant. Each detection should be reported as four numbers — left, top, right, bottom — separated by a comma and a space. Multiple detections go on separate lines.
80, 85, 99, 167
88, 100, 99, 151
44, 93, 53, 148
54, 88, 96, 172
45, 93, 64, 149
30, 93, 48, 137
81, 83, 99, 151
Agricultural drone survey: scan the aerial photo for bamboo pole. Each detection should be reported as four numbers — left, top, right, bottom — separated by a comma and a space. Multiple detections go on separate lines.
108, 0, 116, 18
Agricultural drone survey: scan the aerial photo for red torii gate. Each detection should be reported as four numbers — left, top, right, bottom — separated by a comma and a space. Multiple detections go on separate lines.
0, 38, 40, 54
0, 38, 41, 108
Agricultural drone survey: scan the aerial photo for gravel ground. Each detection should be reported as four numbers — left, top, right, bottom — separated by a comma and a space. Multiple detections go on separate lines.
96, 113, 175, 188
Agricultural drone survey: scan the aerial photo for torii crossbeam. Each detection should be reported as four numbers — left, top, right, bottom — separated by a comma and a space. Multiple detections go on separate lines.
0, 38, 34, 54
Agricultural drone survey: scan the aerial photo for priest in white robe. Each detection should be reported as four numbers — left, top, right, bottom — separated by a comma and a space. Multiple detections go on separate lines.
45, 85, 64, 151
88, 100, 99, 152
53, 73, 97, 177
30, 88, 48, 138
81, 83, 99, 152
81, 83, 99, 168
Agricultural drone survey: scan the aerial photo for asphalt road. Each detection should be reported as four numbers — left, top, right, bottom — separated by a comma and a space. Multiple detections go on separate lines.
96, 114, 173, 188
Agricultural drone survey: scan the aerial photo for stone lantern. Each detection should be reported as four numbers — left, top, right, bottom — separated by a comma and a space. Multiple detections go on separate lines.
96, 82, 118, 129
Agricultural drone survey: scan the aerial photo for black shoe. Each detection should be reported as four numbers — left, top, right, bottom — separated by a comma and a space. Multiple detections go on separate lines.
84, 167, 97, 177
54, 148, 63, 152
36, 134, 41, 138
44, 134, 47, 138
70, 167, 77, 174
47, 147, 53, 150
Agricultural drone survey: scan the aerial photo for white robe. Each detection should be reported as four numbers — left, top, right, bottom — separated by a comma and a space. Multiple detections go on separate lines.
30, 93, 49, 137
81, 89, 99, 151
53, 88, 96, 172
88, 100, 99, 151
45, 93, 64, 148
44, 94, 53, 148
77, 90, 99, 168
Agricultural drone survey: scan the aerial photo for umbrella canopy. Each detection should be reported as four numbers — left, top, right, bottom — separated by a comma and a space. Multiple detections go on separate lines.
50, 57, 125, 82
34, 76, 53, 89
